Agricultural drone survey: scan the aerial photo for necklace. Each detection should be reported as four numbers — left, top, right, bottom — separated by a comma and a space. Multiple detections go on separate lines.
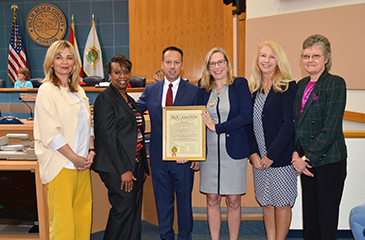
209, 87, 220, 107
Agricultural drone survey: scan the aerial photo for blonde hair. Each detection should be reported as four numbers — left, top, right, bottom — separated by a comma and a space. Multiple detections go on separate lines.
200, 47, 234, 92
154, 69, 165, 81
43, 40, 80, 92
249, 41, 293, 94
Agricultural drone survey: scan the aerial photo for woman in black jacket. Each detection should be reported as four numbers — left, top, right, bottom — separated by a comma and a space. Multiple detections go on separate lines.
92, 55, 149, 240
247, 41, 297, 240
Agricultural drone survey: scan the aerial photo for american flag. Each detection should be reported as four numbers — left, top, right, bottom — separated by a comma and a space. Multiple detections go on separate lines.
8, 9, 27, 82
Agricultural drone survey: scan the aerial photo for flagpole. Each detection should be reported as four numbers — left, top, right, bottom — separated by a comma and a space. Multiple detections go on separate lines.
69, 14, 84, 80
11, 4, 18, 48
92, 14, 96, 70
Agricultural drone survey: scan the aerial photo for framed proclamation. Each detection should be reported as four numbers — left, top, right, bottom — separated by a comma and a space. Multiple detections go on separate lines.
163, 106, 206, 161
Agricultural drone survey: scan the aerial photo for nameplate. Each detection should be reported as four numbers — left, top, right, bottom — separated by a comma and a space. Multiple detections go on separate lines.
20, 93, 37, 102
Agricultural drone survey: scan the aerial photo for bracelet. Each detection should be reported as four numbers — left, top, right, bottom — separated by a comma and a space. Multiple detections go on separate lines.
88, 148, 96, 154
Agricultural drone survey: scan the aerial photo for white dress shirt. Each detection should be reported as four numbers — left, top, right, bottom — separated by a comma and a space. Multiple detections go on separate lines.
161, 77, 181, 107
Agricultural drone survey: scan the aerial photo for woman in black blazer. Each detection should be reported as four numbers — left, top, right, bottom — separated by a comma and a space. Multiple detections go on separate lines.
291, 34, 347, 240
92, 55, 149, 240
247, 41, 297, 240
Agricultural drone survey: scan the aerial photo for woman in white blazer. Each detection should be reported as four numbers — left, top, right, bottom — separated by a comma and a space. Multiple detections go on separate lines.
34, 40, 94, 240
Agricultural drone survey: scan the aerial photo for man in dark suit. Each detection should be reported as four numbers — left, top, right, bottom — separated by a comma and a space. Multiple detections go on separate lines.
137, 46, 199, 240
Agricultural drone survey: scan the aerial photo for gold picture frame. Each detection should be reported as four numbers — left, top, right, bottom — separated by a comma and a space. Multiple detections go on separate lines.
163, 106, 206, 161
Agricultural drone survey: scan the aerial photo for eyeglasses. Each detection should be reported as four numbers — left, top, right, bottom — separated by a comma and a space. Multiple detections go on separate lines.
112, 70, 130, 76
301, 54, 323, 60
209, 59, 226, 68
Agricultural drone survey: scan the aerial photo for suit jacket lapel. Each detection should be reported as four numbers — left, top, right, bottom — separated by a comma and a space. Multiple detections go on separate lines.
297, 75, 323, 125
263, 88, 276, 112
295, 79, 308, 126
251, 88, 275, 113
110, 84, 135, 120
174, 79, 186, 106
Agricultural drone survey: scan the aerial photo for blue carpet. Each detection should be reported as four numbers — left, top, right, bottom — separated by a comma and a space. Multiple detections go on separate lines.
91, 220, 354, 240
91, 221, 266, 240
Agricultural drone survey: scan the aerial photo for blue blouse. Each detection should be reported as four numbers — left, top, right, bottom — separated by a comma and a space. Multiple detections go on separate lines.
14, 80, 33, 88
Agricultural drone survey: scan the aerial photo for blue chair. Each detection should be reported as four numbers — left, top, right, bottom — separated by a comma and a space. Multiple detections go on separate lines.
350, 204, 365, 239
0, 116, 24, 124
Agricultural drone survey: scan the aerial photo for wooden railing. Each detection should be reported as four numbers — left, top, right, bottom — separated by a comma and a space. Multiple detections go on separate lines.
343, 111, 365, 138
344, 111, 365, 124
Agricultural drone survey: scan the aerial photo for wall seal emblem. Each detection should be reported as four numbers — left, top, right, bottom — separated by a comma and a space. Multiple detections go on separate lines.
26, 3, 67, 47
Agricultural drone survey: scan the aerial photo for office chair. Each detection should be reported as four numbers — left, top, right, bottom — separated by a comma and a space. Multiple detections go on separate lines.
130, 76, 146, 88
83, 76, 105, 86
30, 78, 43, 88
0, 79, 6, 88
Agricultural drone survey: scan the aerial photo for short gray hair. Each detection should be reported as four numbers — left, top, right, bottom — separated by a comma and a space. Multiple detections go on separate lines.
302, 34, 332, 71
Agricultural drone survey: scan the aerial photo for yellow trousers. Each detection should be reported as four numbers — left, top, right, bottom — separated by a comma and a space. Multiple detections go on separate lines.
46, 168, 92, 240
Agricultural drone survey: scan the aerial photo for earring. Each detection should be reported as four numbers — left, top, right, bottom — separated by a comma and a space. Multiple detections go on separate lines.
227, 69, 229, 72
208, 70, 211, 74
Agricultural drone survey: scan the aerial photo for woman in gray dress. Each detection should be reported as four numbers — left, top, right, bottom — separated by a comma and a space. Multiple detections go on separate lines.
196, 47, 252, 240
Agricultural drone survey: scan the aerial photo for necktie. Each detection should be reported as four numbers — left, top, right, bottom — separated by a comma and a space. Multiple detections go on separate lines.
165, 83, 173, 106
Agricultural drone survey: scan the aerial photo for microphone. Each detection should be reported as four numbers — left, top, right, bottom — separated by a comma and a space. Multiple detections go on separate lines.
19, 97, 34, 121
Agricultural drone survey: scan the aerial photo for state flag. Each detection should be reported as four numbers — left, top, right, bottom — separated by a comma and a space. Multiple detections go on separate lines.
68, 16, 84, 81
83, 15, 104, 78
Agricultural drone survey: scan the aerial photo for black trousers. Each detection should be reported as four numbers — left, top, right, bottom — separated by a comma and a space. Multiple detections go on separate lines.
98, 161, 145, 240
301, 159, 347, 240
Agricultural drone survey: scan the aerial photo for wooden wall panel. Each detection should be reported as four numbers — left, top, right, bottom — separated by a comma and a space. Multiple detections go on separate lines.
245, 3, 365, 89
129, 0, 246, 82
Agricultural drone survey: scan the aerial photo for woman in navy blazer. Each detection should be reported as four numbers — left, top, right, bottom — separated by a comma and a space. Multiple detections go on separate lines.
197, 47, 252, 239
291, 34, 347, 240
246, 41, 297, 240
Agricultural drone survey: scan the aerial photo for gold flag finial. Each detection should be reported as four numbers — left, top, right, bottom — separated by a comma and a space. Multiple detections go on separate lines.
11, 4, 19, 48
11, 4, 18, 17
11, 4, 18, 11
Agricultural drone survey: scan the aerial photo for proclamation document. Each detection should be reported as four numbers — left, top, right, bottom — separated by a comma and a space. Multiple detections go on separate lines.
163, 106, 206, 161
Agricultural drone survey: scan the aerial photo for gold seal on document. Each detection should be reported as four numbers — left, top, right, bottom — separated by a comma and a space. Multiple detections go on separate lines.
27, 3, 67, 47
171, 146, 178, 153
